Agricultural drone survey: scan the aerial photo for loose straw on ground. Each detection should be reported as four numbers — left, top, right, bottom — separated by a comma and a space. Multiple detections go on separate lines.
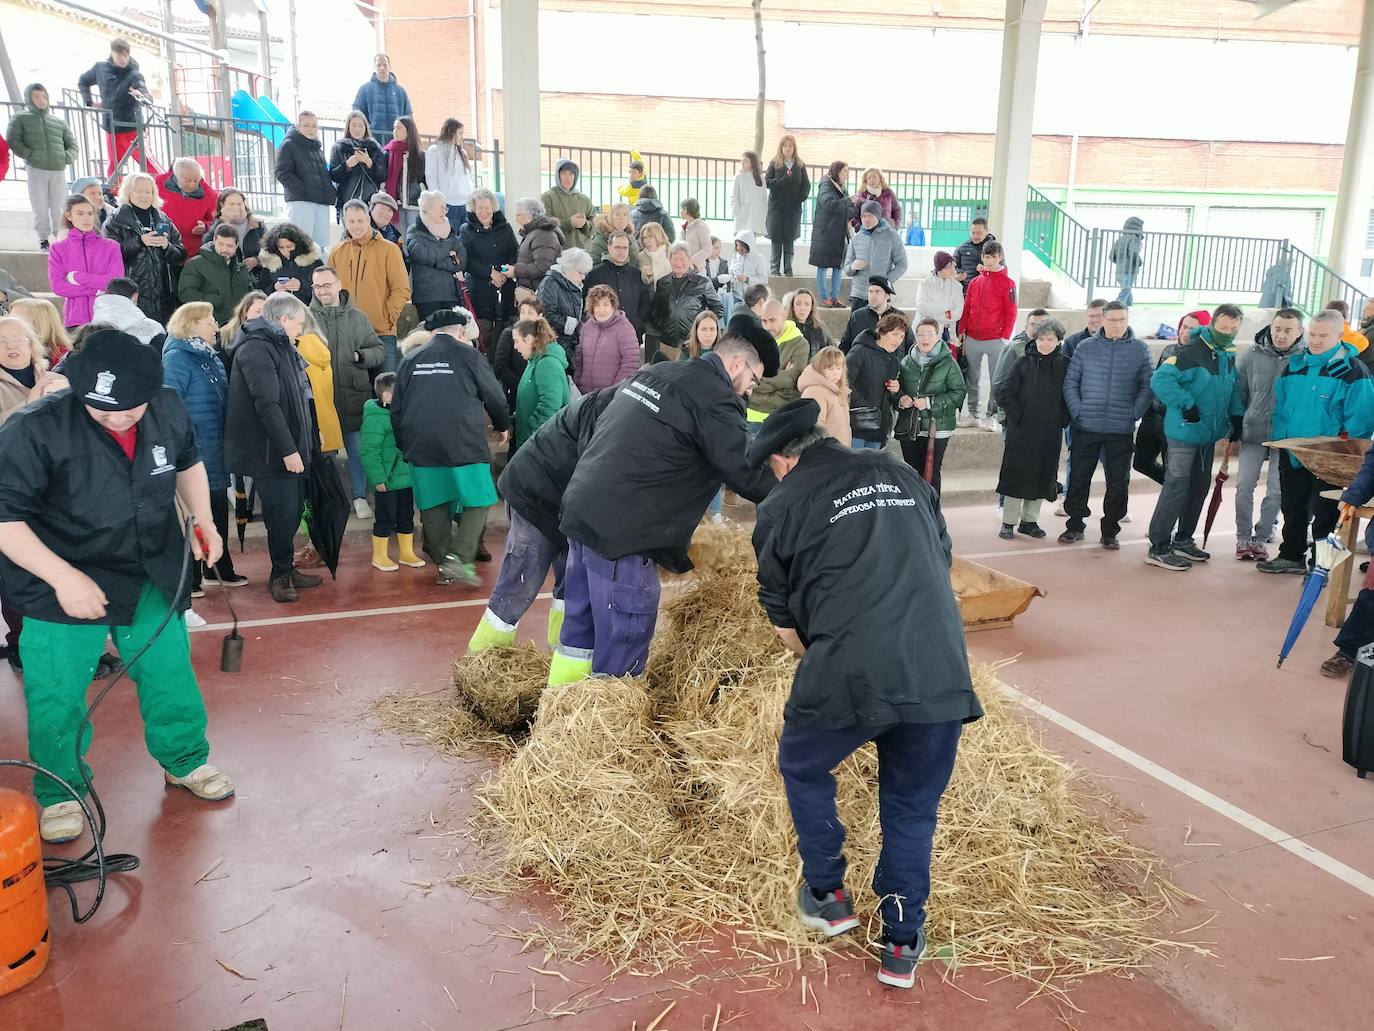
373, 526, 1201, 996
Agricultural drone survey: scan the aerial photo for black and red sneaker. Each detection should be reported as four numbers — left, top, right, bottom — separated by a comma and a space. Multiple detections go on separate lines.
797, 884, 859, 936
877, 928, 926, 989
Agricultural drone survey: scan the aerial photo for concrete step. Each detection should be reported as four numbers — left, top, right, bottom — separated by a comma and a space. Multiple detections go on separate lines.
1, 250, 50, 294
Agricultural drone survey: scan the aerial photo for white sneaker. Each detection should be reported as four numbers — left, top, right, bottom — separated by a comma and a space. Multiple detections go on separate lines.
185, 609, 207, 628
353, 497, 373, 520
1120, 513, 1133, 523
1053, 502, 1068, 517
40, 800, 85, 844
957, 413, 976, 429
980, 417, 1000, 432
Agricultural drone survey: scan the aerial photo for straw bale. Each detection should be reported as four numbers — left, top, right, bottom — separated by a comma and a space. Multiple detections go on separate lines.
452, 643, 551, 733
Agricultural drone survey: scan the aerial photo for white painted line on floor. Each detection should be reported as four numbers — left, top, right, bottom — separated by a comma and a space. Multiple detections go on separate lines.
997, 679, 1374, 902
960, 531, 1236, 562
189, 592, 551, 633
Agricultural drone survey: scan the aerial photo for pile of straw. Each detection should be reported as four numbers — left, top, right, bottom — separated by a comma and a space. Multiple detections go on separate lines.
470, 560, 1192, 988
376, 525, 1194, 992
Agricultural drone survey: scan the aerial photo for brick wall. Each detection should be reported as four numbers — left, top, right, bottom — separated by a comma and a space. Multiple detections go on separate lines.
382, 0, 481, 137
487, 89, 1345, 194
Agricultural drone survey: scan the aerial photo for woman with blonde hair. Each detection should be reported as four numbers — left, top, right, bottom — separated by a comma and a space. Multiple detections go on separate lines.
764, 134, 809, 276
850, 167, 901, 230
638, 221, 671, 286
586, 203, 641, 266
163, 301, 245, 591
104, 170, 186, 322
0, 315, 64, 424
9, 297, 72, 367
799, 345, 852, 446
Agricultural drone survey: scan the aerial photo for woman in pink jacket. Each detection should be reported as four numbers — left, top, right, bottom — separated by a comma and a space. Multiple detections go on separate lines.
48, 194, 123, 328
574, 284, 641, 392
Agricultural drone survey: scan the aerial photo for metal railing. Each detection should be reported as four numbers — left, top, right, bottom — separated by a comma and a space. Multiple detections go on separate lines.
1, 98, 501, 217
536, 144, 989, 244
1026, 188, 1367, 314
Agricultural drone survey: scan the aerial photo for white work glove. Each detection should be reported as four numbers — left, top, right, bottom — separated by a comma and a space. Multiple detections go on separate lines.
564, 315, 577, 335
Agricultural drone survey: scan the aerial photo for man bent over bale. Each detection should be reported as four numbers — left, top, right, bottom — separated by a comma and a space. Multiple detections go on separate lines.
551, 314, 781, 683
749, 397, 983, 989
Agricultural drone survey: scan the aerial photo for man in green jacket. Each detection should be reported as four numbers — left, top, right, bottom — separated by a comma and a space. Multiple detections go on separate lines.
177, 225, 254, 326
1145, 303, 1245, 571
1258, 308, 1374, 574
541, 158, 597, 251
749, 299, 810, 422
310, 265, 385, 510
5, 83, 78, 249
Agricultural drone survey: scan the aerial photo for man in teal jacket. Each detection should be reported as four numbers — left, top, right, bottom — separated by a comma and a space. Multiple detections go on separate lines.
1257, 308, 1374, 574
1144, 303, 1246, 570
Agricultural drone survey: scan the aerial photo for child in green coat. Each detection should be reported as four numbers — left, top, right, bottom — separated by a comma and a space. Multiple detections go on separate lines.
359, 373, 426, 572
513, 316, 571, 452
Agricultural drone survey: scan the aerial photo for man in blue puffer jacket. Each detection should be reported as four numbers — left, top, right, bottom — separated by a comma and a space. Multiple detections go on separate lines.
1145, 303, 1246, 571
1255, 308, 1374, 574
351, 54, 412, 144
1060, 301, 1153, 549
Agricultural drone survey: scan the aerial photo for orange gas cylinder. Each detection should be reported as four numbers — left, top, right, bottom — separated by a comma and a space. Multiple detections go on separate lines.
0, 787, 49, 997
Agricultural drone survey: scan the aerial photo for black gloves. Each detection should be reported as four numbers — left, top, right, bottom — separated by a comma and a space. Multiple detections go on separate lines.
1182, 405, 1201, 424
1229, 415, 1244, 442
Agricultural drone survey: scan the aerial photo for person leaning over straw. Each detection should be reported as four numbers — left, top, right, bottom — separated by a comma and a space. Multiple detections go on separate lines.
0, 331, 235, 845
748, 398, 983, 990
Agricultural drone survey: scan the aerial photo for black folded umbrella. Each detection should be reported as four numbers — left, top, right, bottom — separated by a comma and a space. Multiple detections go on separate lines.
303, 451, 350, 578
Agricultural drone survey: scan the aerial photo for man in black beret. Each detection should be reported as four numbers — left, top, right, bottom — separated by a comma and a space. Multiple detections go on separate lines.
550, 314, 781, 684
748, 399, 982, 990
0, 330, 235, 844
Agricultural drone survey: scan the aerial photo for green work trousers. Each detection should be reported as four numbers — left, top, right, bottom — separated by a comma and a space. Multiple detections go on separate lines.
20, 582, 210, 806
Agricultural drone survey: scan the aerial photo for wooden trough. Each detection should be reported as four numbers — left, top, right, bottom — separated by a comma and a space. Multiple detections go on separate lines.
1265, 436, 1372, 488
951, 556, 1046, 632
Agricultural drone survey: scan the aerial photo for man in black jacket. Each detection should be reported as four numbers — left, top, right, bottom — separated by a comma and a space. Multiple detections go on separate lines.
953, 217, 993, 293
77, 38, 148, 177
585, 231, 651, 341
838, 277, 913, 354
649, 243, 725, 361
748, 398, 982, 990
275, 111, 337, 248
224, 294, 320, 603
0, 331, 235, 844
468, 388, 617, 655
551, 316, 780, 683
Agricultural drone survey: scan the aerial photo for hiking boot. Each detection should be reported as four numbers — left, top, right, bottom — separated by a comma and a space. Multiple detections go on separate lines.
289, 569, 323, 589
1257, 557, 1307, 575
797, 885, 859, 937
295, 543, 325, 568
1057, 530, 1084, 544
1321, 652, 1355, 679
877, 929, 926, 989
998, 524, 1015, 540
1017, 522, 1047, 539
269, 576, 298, 603
1101, 536, 1120, 551
1145, 546, 1191, 571
1172, 542, 1210, 562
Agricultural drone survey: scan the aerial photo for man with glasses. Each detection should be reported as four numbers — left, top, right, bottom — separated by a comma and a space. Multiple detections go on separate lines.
549, 315, 780, 685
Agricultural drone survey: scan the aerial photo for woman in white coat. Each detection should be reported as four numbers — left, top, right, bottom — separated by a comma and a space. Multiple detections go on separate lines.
731, 151, 766, 238
916, 250, 965, 341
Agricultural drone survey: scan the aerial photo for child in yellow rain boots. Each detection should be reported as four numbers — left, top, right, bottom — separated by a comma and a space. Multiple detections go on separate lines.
359, 373, 425, 572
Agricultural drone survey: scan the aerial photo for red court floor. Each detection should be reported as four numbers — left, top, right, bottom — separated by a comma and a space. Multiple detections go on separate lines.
2, 487, 1373, 1031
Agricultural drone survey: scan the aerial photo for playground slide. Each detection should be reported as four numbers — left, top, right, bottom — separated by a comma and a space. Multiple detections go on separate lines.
230, 90, 288, 148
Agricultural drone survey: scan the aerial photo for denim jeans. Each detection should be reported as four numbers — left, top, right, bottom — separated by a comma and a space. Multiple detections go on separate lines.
1147, 441, 1213, 549
286, 201, 333, 250
815, 267, 841, 303
446, 204, 467, 228
1234, 442, 1281, 545
709, 489, 723, 517
778, 718, 963, 944
851, 438, 884, 450
380, 334, 399, 373
342, 430, 367, 500
557, 541, 659, 677
488, 508, 567, 627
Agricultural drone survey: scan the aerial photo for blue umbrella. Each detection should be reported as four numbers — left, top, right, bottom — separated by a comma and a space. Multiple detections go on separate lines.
1277, 529, 1353, 668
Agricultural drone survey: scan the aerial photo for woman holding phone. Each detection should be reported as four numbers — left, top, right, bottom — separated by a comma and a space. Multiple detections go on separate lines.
103, 170, 186, 322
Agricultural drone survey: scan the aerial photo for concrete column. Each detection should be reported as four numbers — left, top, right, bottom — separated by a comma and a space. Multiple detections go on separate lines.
500, 0, 541, 203
988, 0, 1048, 284
1328, 0, 1374, 285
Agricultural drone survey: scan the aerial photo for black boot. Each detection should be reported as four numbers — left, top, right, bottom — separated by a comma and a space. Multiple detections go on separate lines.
1017, 522, 1047, 540
998, 523, 1015, 540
